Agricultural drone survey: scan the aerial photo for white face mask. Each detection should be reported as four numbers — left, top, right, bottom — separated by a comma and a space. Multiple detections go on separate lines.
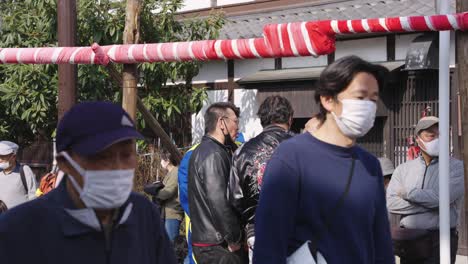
0, 161, 10, 170
331, 99, 377, 138
419, 137, 439, 157
60, 152, 134, 209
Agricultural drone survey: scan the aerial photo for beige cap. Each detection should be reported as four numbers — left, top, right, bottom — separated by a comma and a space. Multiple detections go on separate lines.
415, 116, 439, 135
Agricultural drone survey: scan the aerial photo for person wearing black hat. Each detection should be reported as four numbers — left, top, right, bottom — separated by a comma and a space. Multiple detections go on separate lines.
386, 116, 464, 264
0, 102, 177, 264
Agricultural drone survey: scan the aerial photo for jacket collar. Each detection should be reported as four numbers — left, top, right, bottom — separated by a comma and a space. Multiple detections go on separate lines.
417, 154, 439, 166
262, 124, 288, 133
203, 135, 231, 151
49, 177, 136, 237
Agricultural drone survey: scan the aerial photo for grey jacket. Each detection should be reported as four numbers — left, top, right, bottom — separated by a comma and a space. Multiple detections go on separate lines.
386, 156, 464, 230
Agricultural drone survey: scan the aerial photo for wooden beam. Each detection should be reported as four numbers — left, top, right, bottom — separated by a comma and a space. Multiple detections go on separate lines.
122, 0, 142, 121
136, 98, 182, 163
228, 60, 235, 103
57, 0, 77, 121
387, 34, 396, 61
105, 63, 182, 163
456, 0, 468, 254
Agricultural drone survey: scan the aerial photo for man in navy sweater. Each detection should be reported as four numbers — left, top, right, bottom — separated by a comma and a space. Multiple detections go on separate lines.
0, 102, 177, 264
253, 56, 394, 264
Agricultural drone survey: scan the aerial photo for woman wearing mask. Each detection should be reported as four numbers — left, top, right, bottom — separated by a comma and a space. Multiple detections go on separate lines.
157, 149, 184, 242
253, 56, 394, 264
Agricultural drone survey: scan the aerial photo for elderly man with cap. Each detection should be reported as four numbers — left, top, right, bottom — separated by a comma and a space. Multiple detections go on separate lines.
386, 116, 464, 264
0, 141, 37, 209
0, 102, 177, 264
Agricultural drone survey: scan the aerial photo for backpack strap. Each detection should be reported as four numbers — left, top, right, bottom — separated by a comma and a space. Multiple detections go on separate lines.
19, 165, 28, 194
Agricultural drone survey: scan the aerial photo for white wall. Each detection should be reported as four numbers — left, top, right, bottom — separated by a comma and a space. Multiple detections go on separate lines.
180, 0, 255, 12
234, 59, 275, 80
335, 37, 387, 62
192, 61, 228, 84
282, 55, 327, 68
234, 89, 262, 141
191, 90, 228, 144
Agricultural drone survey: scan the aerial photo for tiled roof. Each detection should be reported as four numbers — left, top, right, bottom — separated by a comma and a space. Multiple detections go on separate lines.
220, 0, 456, 39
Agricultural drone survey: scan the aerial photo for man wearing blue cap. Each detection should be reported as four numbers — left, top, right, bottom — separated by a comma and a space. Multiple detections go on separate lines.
0, 102, 177, 264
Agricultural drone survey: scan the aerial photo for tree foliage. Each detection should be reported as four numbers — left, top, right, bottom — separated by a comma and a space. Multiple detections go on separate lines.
0, 0, 224, 145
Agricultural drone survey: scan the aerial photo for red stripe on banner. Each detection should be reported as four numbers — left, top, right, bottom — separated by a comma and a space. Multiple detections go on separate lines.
263, 24, 281, 56
112, 45, 132, 63
385, 17, 404, 32
290, 22, 309, 56
351, 20, 366, 33
56, 48, 74, 64
306, 22, 336, 56
337, 20, 351, 33
279, 24, 294, 57
203, 40, 219, 60
176, 42, 192, 61
73, 48, 94, 64
36, 48, 56, 64
431, 15, 452, 30
220, 40, 236, 59
129, 45, 145, 62
409, 16, 431, 31
190, 41, 207, 60
367, 18, 386, 32
236, 39, 256, 59
17, 48, 37, 64
160, 43, 175, 61
458, 12, 468, 30
3, 48, 20, 63
145, 44, 161, 61
316, 20, 334, 36
254, 38, 273, 58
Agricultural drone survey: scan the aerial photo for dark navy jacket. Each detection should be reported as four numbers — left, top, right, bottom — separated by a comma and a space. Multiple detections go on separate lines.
0, 178, 177, 264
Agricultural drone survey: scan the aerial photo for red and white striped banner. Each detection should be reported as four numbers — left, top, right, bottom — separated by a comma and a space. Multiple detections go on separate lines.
1, 12, 467, 65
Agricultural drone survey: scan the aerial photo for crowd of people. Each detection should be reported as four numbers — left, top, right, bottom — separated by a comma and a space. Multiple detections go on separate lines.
0, 55, 465, 264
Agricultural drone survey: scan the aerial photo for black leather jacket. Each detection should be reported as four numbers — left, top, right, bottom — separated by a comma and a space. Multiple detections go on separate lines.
188, 135, 242, 245
228, 125, 292, 239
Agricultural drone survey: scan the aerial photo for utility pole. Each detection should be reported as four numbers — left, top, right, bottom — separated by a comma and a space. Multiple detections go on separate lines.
57, 0, 77, 120
456, 0, 468, 253
122, 0, 142, 121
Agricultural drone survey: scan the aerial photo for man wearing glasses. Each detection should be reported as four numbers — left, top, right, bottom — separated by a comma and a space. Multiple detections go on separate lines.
188, 102, 245, 264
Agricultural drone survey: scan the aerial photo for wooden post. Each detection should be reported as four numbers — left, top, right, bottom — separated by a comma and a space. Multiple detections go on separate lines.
456, 0, 468, 253
122, 0, 142, 121
57, 0, 77, 120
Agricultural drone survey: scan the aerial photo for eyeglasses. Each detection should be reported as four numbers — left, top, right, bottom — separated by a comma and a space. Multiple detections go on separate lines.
222, 116, 239, 125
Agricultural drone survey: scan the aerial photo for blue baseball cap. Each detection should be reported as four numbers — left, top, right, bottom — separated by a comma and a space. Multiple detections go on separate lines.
56, 101, 143, 156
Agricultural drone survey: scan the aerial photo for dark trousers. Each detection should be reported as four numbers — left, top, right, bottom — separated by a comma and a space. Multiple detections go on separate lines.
193, 245, 247, 264
400, 229, 458, 264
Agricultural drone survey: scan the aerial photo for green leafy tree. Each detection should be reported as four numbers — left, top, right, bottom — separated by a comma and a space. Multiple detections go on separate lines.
0, 0, 223, 146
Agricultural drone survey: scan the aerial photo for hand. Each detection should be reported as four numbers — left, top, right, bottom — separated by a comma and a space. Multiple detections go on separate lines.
228, 243, 241, 252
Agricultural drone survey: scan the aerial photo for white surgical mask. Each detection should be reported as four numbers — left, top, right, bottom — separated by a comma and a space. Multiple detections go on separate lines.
160, 160, 169, 170
0, 161, 10, 170
60, 152, 134, 209
331, 99, 377, 138
419, 138, 439, 157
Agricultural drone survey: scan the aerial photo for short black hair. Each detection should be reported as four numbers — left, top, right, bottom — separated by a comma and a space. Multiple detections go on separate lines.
204, 102, 240, 134
257, 96, 294, 127
314, 55, 389, 123
160, 148, 180, 166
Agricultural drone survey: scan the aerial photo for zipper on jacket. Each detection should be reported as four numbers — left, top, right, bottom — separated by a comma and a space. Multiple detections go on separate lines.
421, 164, 429, 189
99, 210, 119, 264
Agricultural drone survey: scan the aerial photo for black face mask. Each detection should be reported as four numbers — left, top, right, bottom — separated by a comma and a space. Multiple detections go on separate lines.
222, 119, 238, 153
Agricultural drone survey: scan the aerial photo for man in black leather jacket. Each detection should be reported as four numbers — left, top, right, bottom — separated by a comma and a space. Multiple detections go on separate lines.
227, 96, 294, 263
188, 102, 244, 264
